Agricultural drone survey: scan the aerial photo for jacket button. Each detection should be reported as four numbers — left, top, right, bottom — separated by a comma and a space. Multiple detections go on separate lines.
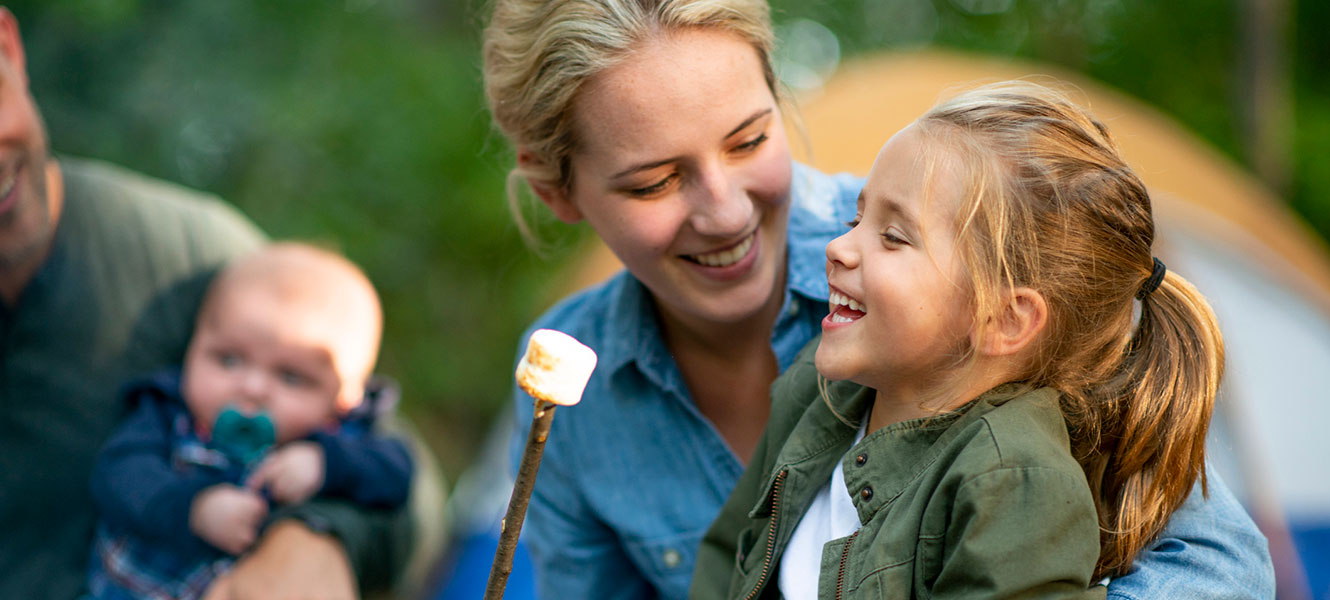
855, 453, 868, 466
860, 486, 874, 501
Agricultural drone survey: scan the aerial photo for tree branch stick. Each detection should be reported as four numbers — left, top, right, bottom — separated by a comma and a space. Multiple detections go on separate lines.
483, 400, 557, 600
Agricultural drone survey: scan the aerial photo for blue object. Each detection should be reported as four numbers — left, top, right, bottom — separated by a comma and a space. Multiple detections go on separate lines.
1290, 520, 1330, 599
430, 530, 535, 600
210, 407, 275, 466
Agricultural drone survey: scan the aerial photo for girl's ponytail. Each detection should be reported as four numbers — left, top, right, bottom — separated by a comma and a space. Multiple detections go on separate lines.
922, 81, 1225, 580
1090, 269, 1224, 577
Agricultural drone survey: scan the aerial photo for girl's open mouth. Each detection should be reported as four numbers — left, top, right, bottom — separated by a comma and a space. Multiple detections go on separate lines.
827, 289, 866, 323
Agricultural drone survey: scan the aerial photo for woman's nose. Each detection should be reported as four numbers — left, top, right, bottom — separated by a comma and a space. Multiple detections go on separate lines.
687, 164, 751, 237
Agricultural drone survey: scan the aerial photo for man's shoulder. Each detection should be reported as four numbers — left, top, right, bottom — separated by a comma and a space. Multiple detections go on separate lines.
61, 156, 265, 251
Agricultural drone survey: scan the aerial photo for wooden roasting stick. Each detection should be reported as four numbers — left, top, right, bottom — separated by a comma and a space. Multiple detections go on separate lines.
484, 329, 598, 600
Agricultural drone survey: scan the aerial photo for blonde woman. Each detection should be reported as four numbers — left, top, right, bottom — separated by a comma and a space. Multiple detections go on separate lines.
482, 2, 1273, 598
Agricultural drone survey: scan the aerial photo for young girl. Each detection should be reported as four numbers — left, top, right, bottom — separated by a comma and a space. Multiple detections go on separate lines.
691, 81, 1225, 599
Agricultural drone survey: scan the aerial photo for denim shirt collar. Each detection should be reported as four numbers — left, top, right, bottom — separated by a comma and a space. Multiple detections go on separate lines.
601, 274, 685, 399
786, 162, 852, 302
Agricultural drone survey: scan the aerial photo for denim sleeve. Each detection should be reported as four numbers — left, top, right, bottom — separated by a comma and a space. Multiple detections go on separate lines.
509, 386, 659, 600
1104, 463, 1274, 600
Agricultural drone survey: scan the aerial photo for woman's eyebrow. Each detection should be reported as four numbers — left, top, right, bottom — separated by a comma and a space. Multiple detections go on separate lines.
610, 108, 775, 180
611, 157, 678, 180
725, 108, 773, 138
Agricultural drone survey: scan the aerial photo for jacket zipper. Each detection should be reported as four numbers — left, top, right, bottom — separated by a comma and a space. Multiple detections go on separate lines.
835, 529, 862, 599
744, 468, 788, 600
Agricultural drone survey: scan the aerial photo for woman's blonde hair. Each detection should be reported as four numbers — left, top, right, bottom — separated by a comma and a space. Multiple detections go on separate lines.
482, 0, 777, 240
920, 81, 1223, 579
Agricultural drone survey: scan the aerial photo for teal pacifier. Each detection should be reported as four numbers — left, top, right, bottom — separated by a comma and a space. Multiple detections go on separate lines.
210, 407, 276, 466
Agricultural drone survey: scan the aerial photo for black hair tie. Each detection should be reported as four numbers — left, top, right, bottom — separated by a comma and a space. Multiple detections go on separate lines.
1137, 257, 1166, 300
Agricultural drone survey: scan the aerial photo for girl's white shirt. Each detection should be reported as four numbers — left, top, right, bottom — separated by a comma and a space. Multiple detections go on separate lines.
778, 419, 868, 599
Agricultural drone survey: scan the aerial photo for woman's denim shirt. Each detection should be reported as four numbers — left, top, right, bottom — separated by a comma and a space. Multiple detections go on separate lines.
508, 163, 1274, 600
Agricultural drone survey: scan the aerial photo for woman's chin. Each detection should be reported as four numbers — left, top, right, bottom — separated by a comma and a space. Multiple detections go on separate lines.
676, 271, 782, 326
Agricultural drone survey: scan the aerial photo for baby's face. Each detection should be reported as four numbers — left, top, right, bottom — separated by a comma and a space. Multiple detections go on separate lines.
183, 286, 346, 444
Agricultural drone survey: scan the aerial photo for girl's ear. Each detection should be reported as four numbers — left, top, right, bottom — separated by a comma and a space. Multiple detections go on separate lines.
977, 287, 1047, 357
517, 148, 583, 223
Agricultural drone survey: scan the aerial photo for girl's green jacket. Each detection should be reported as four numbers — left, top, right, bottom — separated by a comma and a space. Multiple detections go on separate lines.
690, 339, 1105, 599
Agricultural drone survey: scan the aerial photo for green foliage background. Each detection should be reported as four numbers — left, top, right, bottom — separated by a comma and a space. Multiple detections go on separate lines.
10, 0, 1326, 480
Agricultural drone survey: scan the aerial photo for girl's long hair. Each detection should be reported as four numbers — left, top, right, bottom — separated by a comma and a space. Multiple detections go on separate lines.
921, 81, 1223, 579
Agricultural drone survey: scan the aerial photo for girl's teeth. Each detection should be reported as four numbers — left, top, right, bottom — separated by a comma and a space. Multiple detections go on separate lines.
829, 291, 866, 314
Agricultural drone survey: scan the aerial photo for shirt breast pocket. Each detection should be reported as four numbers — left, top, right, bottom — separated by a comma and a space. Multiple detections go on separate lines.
624, 528, 705, 598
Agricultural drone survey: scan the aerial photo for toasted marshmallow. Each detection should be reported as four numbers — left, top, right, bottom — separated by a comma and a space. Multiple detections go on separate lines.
515, 329, 597, 406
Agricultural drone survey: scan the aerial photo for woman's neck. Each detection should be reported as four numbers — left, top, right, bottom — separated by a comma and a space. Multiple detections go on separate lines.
653, 263, 788, 361
653, 273, 788, 464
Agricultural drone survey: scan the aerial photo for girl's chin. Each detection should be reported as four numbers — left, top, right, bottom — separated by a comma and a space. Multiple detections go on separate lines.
813, 349, 849, 381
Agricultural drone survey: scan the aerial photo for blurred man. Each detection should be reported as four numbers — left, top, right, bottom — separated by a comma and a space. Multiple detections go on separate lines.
0, 7, 417, 599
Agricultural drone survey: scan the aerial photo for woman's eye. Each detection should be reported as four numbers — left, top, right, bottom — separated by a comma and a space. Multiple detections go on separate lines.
845, 217, 861, 228
628, 174, 676, 197
734, 132, 768, 152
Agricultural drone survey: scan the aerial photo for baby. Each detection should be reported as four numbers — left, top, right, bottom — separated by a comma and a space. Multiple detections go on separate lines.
86, 242, 412, 600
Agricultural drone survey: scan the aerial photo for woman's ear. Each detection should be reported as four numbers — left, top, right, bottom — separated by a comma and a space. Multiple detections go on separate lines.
977, 287, 1047, 357
517, 148, 582, 223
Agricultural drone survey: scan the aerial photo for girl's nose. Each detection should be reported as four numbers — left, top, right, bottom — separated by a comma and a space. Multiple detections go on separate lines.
826, 229, 860, 270
688, 163, 751, 238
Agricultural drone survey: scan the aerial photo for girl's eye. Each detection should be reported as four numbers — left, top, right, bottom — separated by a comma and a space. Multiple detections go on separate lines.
628, 173, 677, 197
734, 132, 768, 153
882, 228, 909, 245
845, 216, 862, 228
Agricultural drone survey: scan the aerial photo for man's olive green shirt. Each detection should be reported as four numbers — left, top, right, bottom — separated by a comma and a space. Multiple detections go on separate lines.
692, 340, 1105, 599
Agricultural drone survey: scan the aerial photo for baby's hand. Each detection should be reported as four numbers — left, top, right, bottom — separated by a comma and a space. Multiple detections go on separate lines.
190, 484, 268, 555
246, 441, 325, 505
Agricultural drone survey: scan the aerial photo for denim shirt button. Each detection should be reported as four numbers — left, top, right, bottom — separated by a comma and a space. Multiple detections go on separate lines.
860, 486, 874, 501
662, 548, 682, 569
787, 301, 800, 317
